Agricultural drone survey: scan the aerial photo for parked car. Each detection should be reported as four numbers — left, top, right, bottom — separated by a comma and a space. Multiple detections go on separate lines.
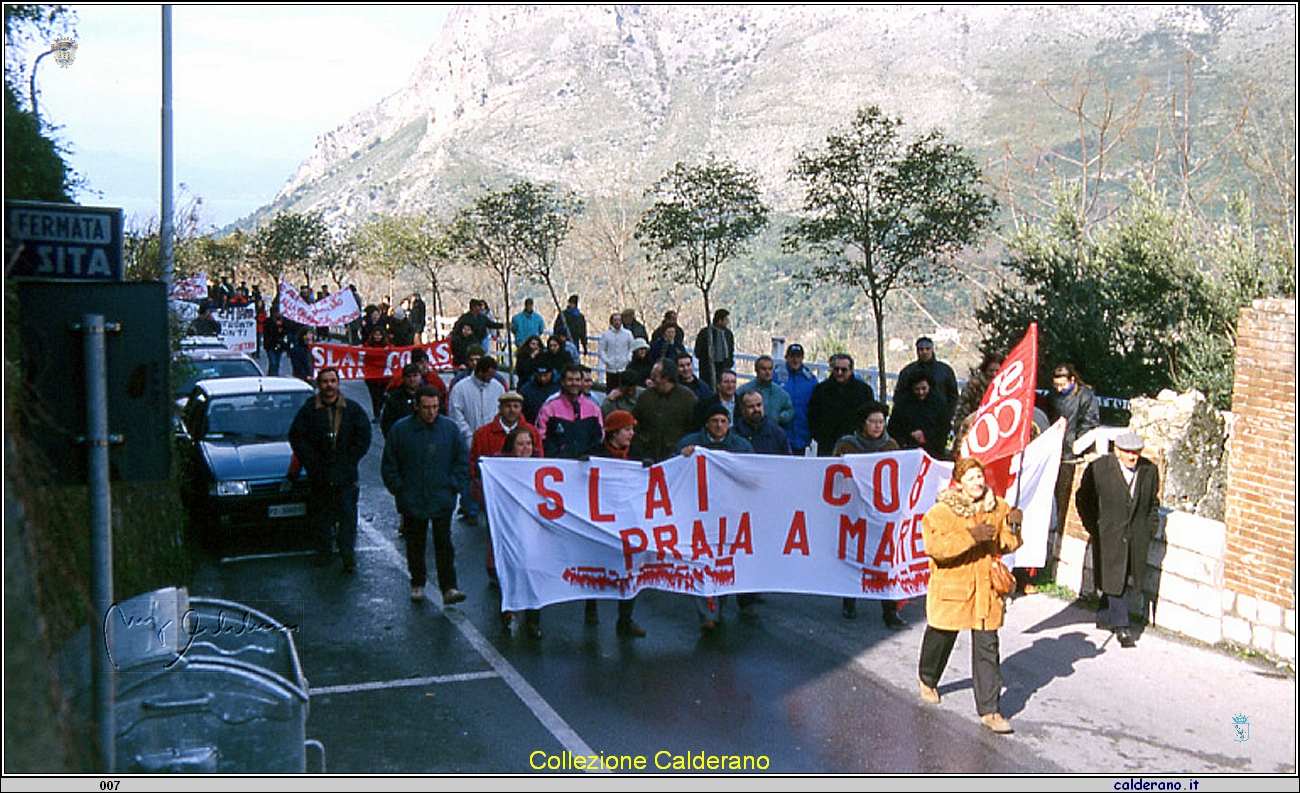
175, 345, 263, 400
178, 376, 314, 541
174, 344, 264, 433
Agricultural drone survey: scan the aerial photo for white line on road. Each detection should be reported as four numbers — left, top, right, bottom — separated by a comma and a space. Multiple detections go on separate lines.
310, 670, 500, 696
358, 514, 609, 774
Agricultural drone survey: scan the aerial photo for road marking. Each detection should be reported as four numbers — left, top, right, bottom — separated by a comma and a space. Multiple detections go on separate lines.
358, 514, 609, 774
310, 670, 500, 696
220, 549, 315, 564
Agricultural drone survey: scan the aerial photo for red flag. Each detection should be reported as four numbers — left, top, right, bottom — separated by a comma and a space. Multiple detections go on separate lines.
958, 323, 1039, 494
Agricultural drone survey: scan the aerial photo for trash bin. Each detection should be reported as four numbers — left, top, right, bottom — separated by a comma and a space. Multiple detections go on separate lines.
113, 595, 311, 773
63, 587, 319, 773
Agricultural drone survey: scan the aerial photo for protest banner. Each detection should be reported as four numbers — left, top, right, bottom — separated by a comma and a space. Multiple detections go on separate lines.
171, 272, 208, 301
309, 340, 454, 380
214, 306, 257, 353
481, 422, 1063, 611
278, 278, 361, 327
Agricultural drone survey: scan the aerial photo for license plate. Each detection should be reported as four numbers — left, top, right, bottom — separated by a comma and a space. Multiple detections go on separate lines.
268, 503, 307, 518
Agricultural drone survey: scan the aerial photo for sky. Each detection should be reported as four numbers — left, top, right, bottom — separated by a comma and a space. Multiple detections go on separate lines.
31, 4, 452, 231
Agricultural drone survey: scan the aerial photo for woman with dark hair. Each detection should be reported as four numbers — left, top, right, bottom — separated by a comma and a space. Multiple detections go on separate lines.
835, 401, 906, 626
514, 335, 545, 385
288, 327, 316, 382
917, 456, 1023, 734
888, 372, 950, 459
951, 351, 1006, 455
497, 425, 543, 638
1046, 363, 1099, 460
539, 334, 575, 373
363, 326, 392, 420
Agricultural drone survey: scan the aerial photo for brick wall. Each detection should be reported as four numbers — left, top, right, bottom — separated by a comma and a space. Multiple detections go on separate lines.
1223, 298, 1296, 610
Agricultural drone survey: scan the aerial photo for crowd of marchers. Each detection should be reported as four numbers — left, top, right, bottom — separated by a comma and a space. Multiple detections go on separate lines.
280, 294, 1157, 737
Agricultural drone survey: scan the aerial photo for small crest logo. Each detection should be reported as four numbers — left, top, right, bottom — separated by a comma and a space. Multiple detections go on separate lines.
1231, 713, 1250, 743
52, 37, 77, 68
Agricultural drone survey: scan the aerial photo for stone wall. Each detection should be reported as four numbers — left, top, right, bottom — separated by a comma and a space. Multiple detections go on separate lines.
1053, 298, 1296, 666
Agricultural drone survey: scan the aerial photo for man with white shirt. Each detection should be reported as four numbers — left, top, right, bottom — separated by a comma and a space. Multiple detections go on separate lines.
597, 312, 635, 386
448, 355, 506, 523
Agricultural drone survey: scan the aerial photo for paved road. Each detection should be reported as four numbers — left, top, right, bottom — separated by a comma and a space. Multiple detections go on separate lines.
189, 380, 1296, 776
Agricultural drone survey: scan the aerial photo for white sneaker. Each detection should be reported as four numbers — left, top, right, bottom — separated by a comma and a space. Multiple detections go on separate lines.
410, 586, 425, 602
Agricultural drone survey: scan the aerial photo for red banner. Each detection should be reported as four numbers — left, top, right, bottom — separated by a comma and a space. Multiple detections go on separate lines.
958, 323, 1039, 495
309, 341, 453, 380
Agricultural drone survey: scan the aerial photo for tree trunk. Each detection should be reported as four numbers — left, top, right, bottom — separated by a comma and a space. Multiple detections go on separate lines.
872, 293, 888, 400
500, 280, 515, 388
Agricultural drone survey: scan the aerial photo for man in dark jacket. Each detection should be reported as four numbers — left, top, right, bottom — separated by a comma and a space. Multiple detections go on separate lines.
631, 361, 698, 462
734, 390, 790, 456
807, 353, 875, 457
693, 308, 736, 390
380, 364, 424, 437
554, 294, 589, 354
289, 366, 373, 570
893, 337, 960, 427
1076, 432, 1160, 648
381, 386, 470, 605
409, 293, 427, 343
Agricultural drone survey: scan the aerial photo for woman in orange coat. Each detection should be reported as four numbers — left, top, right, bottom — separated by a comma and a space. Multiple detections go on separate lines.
917, 456, 1022, 734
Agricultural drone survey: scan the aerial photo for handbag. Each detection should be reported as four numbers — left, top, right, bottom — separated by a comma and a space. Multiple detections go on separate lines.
990, 557, 1015, 596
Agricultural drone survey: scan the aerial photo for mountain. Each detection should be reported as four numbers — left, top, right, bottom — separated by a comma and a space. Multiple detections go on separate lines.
254, 4, 1294, 227
240, 4, 1294, 359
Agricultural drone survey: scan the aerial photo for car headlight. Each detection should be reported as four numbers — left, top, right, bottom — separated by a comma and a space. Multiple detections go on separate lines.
211, 480, 250, 497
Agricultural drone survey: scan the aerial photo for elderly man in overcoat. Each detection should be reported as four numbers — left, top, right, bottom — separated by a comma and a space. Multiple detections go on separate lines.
1075, 431, 1161, 648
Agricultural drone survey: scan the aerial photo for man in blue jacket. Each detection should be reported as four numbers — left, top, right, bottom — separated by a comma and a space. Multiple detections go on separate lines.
381, 386, 471, 605
775, 344, 818, 456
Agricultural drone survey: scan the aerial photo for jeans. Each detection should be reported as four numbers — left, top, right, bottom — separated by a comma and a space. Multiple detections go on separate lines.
267, 349, 282, 377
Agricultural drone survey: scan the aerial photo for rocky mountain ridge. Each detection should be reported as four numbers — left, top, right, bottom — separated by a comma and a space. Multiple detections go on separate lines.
257, 4, 1294, 228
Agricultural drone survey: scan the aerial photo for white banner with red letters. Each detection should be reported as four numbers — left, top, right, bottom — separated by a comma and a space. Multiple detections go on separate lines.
278, 278, 361, 327
171, 272, 209, 301
309, 341, 454, 380
481, 421, 1063, 610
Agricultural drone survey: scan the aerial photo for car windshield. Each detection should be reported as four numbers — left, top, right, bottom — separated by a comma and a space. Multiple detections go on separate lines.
203, 392, 310, 441
177, 359, 262, 396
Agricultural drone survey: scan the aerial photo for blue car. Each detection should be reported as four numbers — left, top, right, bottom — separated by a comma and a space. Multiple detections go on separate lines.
178, 376, 314, 542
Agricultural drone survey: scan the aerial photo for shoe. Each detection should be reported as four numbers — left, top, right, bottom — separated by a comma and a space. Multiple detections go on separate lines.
410, 586, 425, 602
584, 601, 600, 626
700, 619, 718, 634
883, 611, 909, 630
443, 588, 467, 605
918, 678, 941, 705
1022, 583, 1038, 595
524, 623, 543, 640
842, 603, 857, 620
616, 619, 646, 638
981, 713, 1014, 734
1116, 628, 1137, 648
